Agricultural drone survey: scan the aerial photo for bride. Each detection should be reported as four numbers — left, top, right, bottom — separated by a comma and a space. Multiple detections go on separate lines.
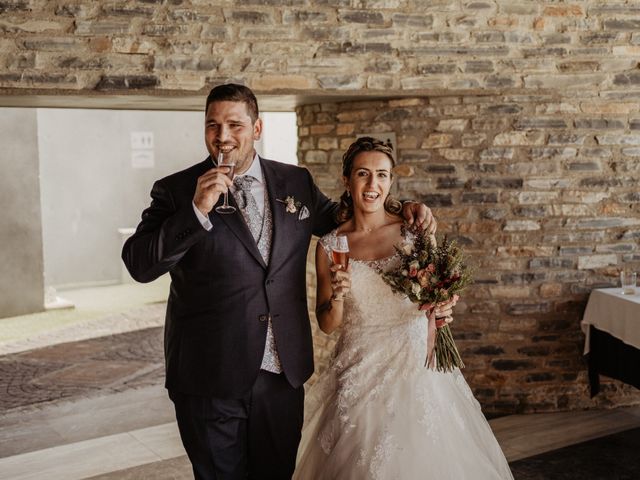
294, 137, 513, 479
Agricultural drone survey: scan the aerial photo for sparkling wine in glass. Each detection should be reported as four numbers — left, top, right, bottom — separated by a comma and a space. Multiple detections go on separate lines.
332, 234, 349, 269
215, 151, 236, 214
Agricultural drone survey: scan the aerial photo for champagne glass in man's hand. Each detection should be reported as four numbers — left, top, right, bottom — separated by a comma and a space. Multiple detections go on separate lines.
332, 234, 350, 270
215, 151, 236, 214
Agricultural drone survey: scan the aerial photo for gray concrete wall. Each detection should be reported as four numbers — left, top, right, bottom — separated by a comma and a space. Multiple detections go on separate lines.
0, 109, 45, 317
38, 109, 206, 288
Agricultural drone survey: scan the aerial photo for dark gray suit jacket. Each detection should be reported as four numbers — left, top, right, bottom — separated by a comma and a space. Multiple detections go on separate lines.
122, 157, 338, 398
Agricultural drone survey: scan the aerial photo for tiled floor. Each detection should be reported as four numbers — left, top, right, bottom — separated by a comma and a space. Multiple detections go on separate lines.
1, 281, 639, 479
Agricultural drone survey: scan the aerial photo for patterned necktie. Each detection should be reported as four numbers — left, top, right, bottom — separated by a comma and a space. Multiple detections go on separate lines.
233, 175, 263, 242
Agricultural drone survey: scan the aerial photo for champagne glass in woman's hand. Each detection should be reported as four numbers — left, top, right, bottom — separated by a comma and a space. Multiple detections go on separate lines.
215, 151, 236, 214
332, 234, 350, 270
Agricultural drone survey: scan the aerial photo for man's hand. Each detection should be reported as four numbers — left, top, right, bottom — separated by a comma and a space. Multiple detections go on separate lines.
401, 201, 437, 235
193, 167, 233, 215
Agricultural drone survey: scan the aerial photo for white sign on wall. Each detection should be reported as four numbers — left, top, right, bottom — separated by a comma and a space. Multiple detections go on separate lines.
131, 131, 154, 168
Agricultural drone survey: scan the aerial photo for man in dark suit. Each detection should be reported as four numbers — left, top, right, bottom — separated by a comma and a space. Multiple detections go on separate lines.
122, 84, 433, 480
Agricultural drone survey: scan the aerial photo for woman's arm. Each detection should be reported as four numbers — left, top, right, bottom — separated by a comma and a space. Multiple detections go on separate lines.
315, 242, 351, 334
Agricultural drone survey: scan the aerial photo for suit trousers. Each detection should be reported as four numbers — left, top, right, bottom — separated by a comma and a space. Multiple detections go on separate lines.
170, 371, 305, 480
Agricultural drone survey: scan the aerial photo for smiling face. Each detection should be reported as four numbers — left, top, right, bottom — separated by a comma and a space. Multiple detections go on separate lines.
344, 150, 394, 214
204, 100, 262, 174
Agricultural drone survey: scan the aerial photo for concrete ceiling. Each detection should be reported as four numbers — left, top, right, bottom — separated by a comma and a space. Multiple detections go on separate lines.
0, 88, 503, 112
0, 92, 405, 112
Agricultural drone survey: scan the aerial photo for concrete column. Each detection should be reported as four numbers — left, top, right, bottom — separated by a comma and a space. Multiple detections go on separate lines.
0, 108, 45, 318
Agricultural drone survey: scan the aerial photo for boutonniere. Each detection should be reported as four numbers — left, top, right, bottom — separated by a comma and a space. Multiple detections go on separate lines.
277, 196, 310, 220
277, 196, 301, 213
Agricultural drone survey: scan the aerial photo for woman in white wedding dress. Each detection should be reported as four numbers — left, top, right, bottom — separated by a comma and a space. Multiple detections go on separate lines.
293, 137, 513, 480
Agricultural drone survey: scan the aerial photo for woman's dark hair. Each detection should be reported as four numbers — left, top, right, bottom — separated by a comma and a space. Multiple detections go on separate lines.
336, 136, 402, 223
205, 84, 259, 123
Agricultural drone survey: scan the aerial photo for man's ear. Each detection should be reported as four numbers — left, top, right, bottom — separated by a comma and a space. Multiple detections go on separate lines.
253, 117, 263, 140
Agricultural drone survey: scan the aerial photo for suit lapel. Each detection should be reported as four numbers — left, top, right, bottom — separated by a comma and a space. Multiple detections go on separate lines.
261, 158, 288, 273
214, 180, 267, 269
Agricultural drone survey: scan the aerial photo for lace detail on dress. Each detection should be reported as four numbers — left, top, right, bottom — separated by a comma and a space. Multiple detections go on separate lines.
357, 428, 399, 480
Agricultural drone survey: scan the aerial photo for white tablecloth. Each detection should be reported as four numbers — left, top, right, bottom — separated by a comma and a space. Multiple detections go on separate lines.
581, 288, 640, 354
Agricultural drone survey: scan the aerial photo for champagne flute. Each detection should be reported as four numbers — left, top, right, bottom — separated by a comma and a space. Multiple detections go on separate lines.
215, 151, 236, 214
332, 234, 350, 270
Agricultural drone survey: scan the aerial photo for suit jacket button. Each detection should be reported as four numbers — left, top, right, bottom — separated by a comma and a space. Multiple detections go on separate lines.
258, 314, 267, 322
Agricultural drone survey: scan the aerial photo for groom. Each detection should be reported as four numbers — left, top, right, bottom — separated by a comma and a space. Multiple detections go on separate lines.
122, 84, 433, 479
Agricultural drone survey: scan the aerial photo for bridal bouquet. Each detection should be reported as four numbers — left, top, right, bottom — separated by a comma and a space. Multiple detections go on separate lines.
380, 223, 472, 372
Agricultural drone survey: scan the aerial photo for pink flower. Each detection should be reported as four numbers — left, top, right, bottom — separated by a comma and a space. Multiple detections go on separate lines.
426, 263, 436, 273
408, 260, 420, 278
417, 268, 430, 287
277, 196, 301, 214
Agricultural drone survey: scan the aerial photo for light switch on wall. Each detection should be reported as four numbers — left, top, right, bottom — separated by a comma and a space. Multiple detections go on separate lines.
131, 131, 155, 168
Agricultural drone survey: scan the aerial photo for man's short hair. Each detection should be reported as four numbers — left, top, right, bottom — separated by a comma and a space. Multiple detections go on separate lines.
205, 84, 259, 123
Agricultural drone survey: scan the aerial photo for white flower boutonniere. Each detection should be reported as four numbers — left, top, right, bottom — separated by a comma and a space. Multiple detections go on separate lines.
277, 196, 310, 220
277, 196, 301, 213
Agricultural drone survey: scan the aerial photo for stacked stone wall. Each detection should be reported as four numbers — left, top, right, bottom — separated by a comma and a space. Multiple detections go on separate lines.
1, 1, 639, 98
298, 95, 640, 414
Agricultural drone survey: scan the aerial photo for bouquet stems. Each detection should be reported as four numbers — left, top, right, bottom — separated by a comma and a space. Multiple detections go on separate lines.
434, 325, 465, 372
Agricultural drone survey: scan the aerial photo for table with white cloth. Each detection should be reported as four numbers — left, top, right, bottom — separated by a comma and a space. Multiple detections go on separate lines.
581, 288, 640, 396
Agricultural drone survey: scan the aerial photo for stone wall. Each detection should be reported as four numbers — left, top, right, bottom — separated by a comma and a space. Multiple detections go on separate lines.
1, 1, 639, 99
297, 95, 640, 415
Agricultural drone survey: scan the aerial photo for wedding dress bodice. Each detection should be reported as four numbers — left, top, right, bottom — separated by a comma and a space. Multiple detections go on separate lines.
327, 234, 428, 363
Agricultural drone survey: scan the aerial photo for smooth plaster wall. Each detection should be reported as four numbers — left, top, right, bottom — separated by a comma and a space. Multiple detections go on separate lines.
0, 108, 45, 317
38, 108, 206, 288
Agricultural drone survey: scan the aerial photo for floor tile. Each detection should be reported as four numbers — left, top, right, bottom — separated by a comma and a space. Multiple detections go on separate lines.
0, 431, 162, 480
85, 455, 192, 480
129, 423, 185, 460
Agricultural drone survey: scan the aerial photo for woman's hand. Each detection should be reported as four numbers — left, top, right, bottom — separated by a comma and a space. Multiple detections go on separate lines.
434, 294, 459, 326
329, 263, 351, 301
